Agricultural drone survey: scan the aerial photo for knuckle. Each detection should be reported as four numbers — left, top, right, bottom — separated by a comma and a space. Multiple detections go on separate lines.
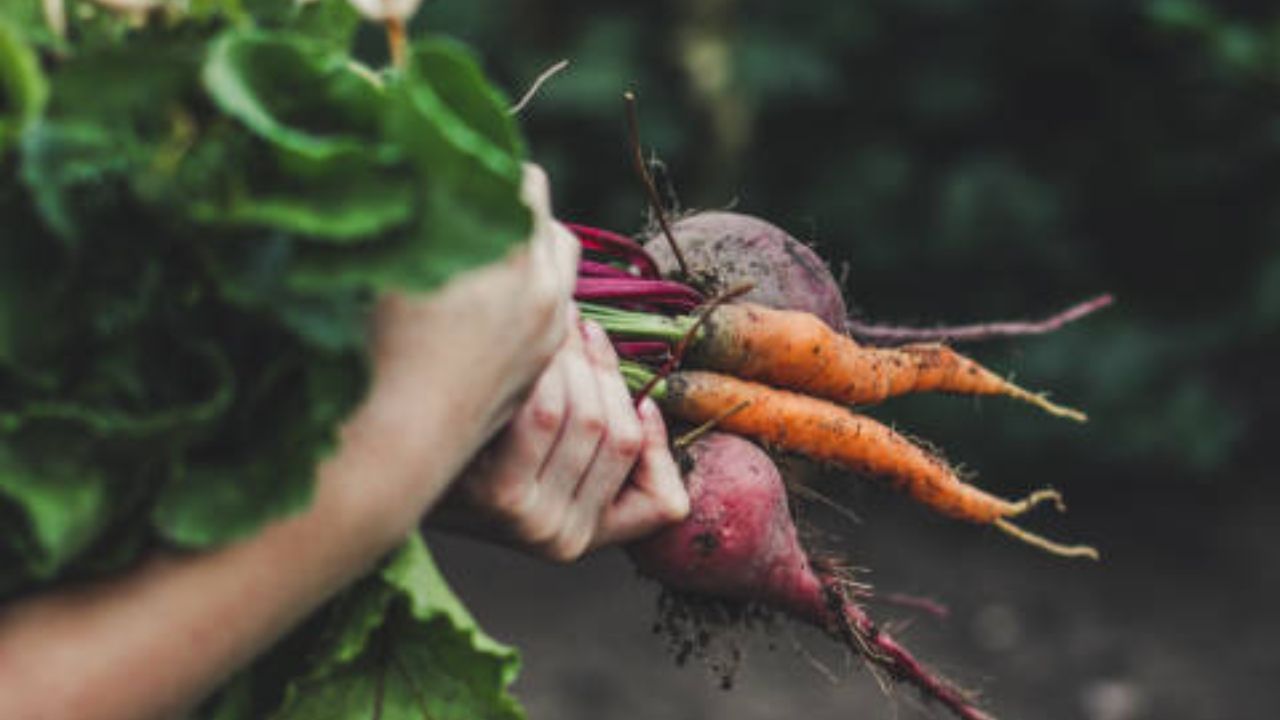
483, 478, 533, 518
576, 412, 606, 438
516, 507, 562, 546
607, 427, 644, 460
545, 530, 591, 564
529, 401, 563, 433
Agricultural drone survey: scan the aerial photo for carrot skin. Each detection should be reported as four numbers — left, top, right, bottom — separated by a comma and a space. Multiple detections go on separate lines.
662, 370, 1019, 524
691, 303, 1084, 420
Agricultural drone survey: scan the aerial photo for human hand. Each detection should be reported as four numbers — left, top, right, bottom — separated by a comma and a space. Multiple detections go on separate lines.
428, 315, 690, 562
343, 165, 582, 539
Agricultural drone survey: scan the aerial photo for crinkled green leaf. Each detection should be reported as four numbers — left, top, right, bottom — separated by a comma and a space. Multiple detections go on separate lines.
0, 17, 48, 153
198, 30, 414, 239
18, 120, 129, 240
0, 441, 111, 579
204, 31, 386, 163
151, 352, 364, 547
2, 340, 234, 443
208, 237, 371, 353
288, 39, 530, 293
192, 156, 415, 240
267, 535, 523, 720
0, 204, 62, 375
0, 3, 59, 52
3, 10, 529, 715
414, 39, 523, 159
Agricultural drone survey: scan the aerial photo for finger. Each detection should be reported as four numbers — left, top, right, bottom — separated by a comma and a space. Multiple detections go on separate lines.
592, 398, 689, 548
520, 163, 552, 216
537, 325, 606, 504
572, 321, 644, 514
548, 219, 581, 299
461, 359, 569, 520
522, 165, 577, 352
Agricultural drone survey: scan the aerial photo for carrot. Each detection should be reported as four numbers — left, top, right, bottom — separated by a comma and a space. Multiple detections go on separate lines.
692, 303, 1086, 421
620, 363, 1097, 559
585, 301, 1085, 421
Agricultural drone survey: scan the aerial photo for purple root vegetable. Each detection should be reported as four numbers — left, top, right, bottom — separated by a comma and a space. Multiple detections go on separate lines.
645, 211, 848, 331
628, 432, 993, 720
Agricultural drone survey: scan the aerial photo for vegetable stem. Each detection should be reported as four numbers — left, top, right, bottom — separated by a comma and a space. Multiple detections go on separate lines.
624, 91, 689, 277
619, 360, 666, 398
578, 303, 698, 343
386, 18, 407, 68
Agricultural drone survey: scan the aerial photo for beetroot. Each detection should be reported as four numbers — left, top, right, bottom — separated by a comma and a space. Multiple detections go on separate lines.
645, 211, 848, 331
629, 432, 992, 720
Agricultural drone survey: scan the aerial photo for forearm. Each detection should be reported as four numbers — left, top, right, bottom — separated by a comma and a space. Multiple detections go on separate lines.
0, 381, 473, 720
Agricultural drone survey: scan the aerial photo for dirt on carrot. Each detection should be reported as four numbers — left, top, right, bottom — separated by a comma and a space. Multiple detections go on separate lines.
691, 302, 1086, 421
639, 368, 1097, 559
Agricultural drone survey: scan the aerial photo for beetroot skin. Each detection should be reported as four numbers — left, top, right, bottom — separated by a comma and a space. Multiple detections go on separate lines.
628, 431, 824, 612
645, 211, 848, 331
629, 432, 992, 720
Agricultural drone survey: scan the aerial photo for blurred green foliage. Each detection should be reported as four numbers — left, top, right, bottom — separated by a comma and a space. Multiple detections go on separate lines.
426, 0, 1280, 497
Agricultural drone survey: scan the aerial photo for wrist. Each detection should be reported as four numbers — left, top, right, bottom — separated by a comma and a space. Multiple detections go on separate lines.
324, 372, 491, 550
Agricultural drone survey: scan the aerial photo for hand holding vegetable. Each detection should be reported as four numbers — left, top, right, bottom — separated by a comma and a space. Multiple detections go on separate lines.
354, 165, 583, 538
430, 315, 689, 562
0, 165, 587, 720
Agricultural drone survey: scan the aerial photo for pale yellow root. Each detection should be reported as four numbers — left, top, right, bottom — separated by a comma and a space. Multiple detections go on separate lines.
1008, 386, 1088, 423
994, 519, 1100, 560
1008, 488, 1068, 515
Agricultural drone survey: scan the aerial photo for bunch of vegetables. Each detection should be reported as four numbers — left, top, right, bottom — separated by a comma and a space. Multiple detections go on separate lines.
1, 0, 1107, 717
2, 2, 530, 717
567, 204, 1105, 718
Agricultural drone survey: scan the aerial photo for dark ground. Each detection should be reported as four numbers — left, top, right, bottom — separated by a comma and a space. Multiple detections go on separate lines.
428, 469, 1280, 720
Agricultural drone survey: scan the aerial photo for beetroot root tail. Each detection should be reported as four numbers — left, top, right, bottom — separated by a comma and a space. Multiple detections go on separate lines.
822, 582, 996, 720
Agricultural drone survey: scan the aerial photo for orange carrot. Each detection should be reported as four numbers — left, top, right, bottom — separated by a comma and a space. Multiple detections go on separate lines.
631, 366, 1097, 559
689, 303, 1086, 421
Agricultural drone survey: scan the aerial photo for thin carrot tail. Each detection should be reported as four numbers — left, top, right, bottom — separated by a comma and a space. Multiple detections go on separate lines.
897, 344, 1088, 422
1002, 384, 1088, 423
997, 488, 1100, 559
1007, 487, 1068, 515
994, 519, 1100, 560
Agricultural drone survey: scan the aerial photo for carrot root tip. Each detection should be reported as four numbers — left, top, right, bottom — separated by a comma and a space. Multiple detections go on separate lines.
1016, 389, 1088, 423
994, 519, 1100, 560
1009, 488, 1067, 515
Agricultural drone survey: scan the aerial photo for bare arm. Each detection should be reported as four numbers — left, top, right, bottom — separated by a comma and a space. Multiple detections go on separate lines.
0, 165, 587, 720
0, 391, 454, 720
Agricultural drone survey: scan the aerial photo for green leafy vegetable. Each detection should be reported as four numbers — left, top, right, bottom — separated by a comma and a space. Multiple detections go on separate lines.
200, 536, 523, 720
269, 536, 523, 720
1, 1, 527, 715
0, 17, 47, 153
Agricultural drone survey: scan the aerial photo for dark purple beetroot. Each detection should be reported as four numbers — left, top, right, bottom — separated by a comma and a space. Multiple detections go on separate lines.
645, 211, 848, 331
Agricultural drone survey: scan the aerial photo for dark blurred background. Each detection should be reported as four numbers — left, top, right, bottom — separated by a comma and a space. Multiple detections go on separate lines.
420, 1, 1280, 718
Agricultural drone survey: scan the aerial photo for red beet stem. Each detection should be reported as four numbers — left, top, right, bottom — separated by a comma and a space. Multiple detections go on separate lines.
846, 293, 1114, 346
579, 259, 637, 278
567, 223, 661, 278
613, 340, 672, 362
574, 277, 704, 313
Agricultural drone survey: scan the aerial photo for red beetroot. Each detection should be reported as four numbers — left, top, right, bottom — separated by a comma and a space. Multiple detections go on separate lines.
645, 211, 848, 331
629, 432, 993, 720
